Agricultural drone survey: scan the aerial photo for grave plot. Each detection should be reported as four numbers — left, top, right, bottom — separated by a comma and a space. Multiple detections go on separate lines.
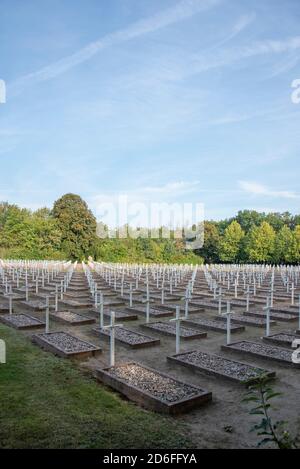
155, 303, 204, 314
150, 293, 183, 301
96, 362, 212, 414
263, 332, 299, 348
221, 340, 300, 368
189, 300, 225, 310
3, 293, 26, 301
244, 310, 297, 322
215, 314, 277, 328
183, 317, 245, 333
92, 326, 160, 349
167, 350, 276, 384
66, 286, 90, 292
140, 322, 207, 341
51, 310, 95, 326
248, 297, 269, 305
271, 305, 299, 314
125, 306, 174, 318
211, 298, 254, 308
19, 300, 50, 311
60, 299, 93, 309
116, 295, 143, 303
0, 313, 45, 330
91, 308, 138, 321
64, 291, 91, 299
32, 331, 101, 359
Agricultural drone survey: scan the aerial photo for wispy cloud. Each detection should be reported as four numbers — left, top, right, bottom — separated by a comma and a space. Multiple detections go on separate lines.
239, 180, 299, 199
10, 0, 221, 95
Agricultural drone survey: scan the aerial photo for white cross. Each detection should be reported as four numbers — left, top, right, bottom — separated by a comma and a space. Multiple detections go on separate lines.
245, 285, 250, 313
263, 296, 271, 337
222, 301, 234, 345
102, 311, 123, 367
129, 283, 133, 307
291, 282, 295, 306
45, 296, 50, 333
170, 305, 185, 354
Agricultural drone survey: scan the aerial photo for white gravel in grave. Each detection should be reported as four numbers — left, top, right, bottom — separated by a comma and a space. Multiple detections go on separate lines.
228, 341, 294, 361
52, 311, 86, 322
144, 321, 201, 337
97, 327, 157, 345
108, 363, 201, 403
175, 351, 270, 381
2, 314, 43, 326
38, 332, 97, 352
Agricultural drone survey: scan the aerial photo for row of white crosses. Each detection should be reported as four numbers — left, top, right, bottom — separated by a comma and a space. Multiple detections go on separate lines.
202, 263, 300, 308
0, 260, 75, 328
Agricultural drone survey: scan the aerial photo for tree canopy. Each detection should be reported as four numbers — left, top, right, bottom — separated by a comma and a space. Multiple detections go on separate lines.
0, 197, 299, 264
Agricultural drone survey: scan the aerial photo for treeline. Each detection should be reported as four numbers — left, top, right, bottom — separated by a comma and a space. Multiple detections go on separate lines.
198, 215, 300, 264
0, 194, 299, 264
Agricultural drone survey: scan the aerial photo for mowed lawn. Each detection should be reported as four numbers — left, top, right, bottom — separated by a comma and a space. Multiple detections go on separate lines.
0, 324, 192, 449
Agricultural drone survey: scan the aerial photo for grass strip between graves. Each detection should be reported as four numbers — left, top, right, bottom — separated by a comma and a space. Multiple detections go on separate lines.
0, 324, 193, 449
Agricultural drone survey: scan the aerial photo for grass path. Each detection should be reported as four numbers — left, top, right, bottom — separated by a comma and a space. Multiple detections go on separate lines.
0, 324, 192, 449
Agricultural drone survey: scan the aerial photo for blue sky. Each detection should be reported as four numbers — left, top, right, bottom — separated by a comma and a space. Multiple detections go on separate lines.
0, 0, 300, 224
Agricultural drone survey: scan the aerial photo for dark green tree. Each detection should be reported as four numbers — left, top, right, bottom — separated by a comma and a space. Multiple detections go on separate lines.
52, 194, 97, 261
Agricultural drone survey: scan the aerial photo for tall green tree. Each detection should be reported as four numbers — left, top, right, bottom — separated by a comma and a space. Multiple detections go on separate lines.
236, 210, 265, 232
219, 221, 245, 262
246, 222, 276, 262
197, 222, 220, 263
274, 225, 295, 263
293, 225, 300, 262
52, 194, 97, 261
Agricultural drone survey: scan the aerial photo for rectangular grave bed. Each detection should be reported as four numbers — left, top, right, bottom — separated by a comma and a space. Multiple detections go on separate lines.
155, 304, 204, 314
60, 299, 93, 309
190, 300, 224, 310
64, 292, 91, 299
125, 306, 174, 318
167, 350, 276, 384
68, 284, 89, 291
51, 311, 95, 325
244, 311, 297, 322
215, 314, 277, 328
32, 331, 101, 359
271, 306, 299, 314
0, 313, 45, 330
183, 318, 245, 333
140, 322, 207, 340
19, 300, 51, 311
263, 332, 299, 348
96, 362, 212, 414
92, 326, 160, 349
90, 309, 138, 321
221, 340, 300, 368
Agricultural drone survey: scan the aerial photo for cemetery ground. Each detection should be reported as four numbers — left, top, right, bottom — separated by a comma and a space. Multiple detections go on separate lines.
0, 324, 192, 449
0, 260, 300, 449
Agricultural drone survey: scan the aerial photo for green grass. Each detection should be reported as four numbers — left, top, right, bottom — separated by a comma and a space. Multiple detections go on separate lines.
0, 324, 193, 449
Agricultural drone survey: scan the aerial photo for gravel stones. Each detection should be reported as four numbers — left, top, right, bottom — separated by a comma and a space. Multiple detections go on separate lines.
96, 361, 212, 414
0, 313, 45, 329
215, 314, 277, 328
32, 331, 101, 358
108, 363, 200, 403
141, 321, 207, 340
51, 310, 95, 325
263, 332, 299, 348
222, 340, 299, 367
183, 317, 245, 333
168, 350, 275, 384
125, 306, 174, 318
94, 326, 160, 348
